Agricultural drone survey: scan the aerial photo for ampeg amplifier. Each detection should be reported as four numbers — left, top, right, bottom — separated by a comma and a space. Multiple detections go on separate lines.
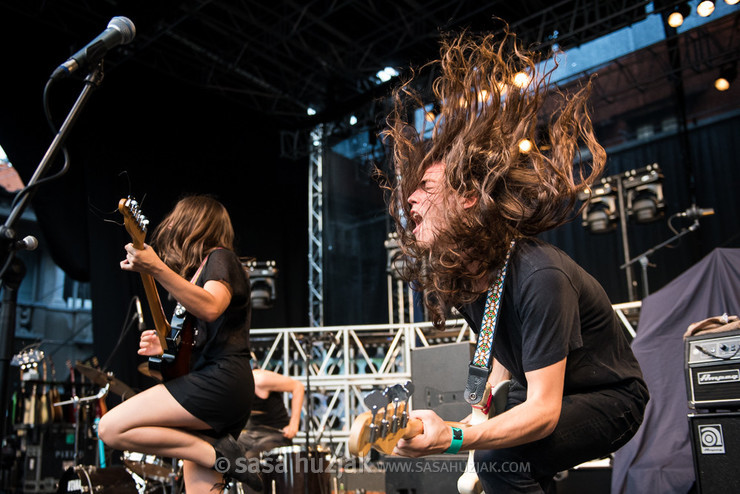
685, 329, 740, 410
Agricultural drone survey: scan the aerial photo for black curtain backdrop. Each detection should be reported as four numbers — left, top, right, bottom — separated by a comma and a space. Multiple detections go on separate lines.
541, 113, 740, 303
0, 12, 309, 394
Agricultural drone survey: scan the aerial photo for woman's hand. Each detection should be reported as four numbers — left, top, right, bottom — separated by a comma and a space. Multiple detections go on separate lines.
138, 330, 163, 356
120, 243, 165, 275
392, 409, 452, 457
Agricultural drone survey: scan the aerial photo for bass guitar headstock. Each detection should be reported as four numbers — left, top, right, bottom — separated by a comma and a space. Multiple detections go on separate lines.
348, 381, 416, 457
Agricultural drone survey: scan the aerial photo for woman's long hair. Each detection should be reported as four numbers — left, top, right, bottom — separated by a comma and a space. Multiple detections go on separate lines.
384, 30, 606, 327
151, 195, 235, 278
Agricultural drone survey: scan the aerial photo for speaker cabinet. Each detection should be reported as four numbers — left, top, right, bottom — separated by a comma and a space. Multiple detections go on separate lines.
688, 412, 740, 493
410, 342, 472, 421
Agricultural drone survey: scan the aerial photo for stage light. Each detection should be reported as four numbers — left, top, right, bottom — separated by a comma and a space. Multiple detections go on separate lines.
714, 63, 736, 91
726, 0, 739, 5
578, 179, 619, 234
518, 138, 533, 153
376, 67, 399, 83
667, 2, 691, 27
349, 115, 358, 125
242, 259, 278, 309
424, 110, 436, 122
307, 107, 317, 116
697, 0, 715, 17
623, 164, 665, 223
513, 71, 531, 88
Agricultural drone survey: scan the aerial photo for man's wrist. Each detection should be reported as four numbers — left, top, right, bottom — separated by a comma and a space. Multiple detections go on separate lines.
443, 426, 464, 454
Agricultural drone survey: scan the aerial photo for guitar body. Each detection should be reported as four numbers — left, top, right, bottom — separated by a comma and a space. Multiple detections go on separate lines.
148, 310, 195, 381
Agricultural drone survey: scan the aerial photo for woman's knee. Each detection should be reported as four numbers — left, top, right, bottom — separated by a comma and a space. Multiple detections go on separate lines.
97, 410, 126, 446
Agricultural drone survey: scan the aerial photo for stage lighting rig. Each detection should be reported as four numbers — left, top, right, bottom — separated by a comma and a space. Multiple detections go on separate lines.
242, 259, 278, 310
578, 177, 619, 234
623, 164, 665, 223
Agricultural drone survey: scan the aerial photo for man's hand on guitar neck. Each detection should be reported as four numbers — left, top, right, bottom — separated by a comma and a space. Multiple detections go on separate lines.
138, 330, 164, 357
393, 409, 455, 457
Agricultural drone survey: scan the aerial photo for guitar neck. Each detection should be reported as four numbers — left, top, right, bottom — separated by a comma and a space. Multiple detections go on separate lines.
139, 272, 171, 347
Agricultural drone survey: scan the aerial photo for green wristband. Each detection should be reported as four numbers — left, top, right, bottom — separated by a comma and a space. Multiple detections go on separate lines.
444, 426, 463, 454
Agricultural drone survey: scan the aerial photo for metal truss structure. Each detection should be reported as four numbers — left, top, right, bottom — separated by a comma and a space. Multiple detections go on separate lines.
308, 125, 325, 328
250, 301, 641, 461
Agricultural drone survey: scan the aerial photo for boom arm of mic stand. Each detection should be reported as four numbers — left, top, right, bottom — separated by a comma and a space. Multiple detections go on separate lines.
619, 220, 700, 298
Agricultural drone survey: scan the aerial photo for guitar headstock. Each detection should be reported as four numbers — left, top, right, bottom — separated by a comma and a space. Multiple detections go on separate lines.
348, 381, 414, 457
118, 197, 149, 249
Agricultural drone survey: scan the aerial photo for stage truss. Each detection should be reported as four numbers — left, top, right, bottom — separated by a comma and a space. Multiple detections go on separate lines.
250, 300, 641, 462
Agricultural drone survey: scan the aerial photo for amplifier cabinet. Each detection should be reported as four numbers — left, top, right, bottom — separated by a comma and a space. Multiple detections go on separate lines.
688, 412, 740, 494
685, 329, 740, 410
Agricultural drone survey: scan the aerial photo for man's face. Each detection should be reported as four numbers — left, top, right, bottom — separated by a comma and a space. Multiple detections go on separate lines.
407, 163, 448, 247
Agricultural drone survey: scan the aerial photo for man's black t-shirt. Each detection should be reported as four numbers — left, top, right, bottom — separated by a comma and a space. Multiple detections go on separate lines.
459, 238, 644, 393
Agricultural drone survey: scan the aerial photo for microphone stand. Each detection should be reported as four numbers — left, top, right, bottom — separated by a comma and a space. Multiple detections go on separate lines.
620, 219, 699, 299
299, 332, 316, 494
0, 63, 105, 459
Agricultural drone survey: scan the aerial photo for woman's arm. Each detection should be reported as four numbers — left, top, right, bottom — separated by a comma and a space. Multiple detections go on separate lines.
121, 243, 231, 322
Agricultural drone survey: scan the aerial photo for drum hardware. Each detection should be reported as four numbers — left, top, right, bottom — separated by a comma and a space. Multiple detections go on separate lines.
54, 383, 110, 465
75, 363, 137, 400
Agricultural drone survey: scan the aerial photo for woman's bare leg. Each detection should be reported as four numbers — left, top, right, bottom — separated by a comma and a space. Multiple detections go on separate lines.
98, 384, 216, 467
183, 459, 226, 492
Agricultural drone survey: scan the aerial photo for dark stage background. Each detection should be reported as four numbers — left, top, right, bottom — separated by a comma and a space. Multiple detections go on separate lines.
0, 12, 309, 393
1, 5, 739, 397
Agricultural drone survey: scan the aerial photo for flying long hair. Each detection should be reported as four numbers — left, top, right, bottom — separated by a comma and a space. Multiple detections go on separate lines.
151, 195, 235, 278
383, 30, 607, 327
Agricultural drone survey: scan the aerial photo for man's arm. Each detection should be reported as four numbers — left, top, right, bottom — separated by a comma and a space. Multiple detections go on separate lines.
394, 357, 565, 456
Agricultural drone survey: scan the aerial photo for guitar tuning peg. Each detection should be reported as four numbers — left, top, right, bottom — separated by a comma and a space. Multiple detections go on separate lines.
402, 381, 415, 397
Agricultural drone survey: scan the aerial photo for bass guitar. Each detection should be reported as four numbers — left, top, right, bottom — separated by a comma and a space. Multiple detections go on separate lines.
118, 197, 193, 381
348, 379, 510, 494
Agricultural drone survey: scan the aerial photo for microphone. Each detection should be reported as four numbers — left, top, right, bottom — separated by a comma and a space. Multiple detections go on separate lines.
51, 16, 136, 80
12, 235, 39, 251
678, 205, 715, 221
135, 296, 146, 331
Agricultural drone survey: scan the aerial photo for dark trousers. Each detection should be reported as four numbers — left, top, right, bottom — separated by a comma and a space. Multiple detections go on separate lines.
474, 379, 648, 493
237, 425, 292, 458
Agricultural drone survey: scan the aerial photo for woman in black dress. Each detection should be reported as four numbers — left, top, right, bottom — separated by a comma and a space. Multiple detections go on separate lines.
99, 195, 261, 492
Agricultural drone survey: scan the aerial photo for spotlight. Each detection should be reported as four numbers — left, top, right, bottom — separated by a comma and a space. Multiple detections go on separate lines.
697, 0, 715, 17
306, 107, 317, 116
513, 71, 531, 88
242, 259, 278, 309
726, 0, 739, 5
376, 66, 399, 83
578, 178, 619, 234
714, 63, 737, 91
623, 164, 665, 223
349, 115, 358, 125
667, 2, 691, 27
518, 138, 533, 153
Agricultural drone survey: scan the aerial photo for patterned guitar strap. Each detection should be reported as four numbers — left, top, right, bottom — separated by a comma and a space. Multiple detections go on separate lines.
464, 240, 516, 406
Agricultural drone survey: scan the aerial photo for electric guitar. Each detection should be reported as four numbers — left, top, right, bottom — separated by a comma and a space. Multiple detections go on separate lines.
119, 197, 194, 381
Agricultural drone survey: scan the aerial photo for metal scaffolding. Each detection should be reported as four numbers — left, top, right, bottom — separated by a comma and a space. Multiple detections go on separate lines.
308, 124, 324, 327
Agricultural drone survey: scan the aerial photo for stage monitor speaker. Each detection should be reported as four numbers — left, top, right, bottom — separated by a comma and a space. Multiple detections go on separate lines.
688, 412, 740, 493
410, 342, 472, 421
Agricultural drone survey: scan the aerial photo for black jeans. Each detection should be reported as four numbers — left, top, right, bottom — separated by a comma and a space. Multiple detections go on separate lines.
474, 379, 649, 493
